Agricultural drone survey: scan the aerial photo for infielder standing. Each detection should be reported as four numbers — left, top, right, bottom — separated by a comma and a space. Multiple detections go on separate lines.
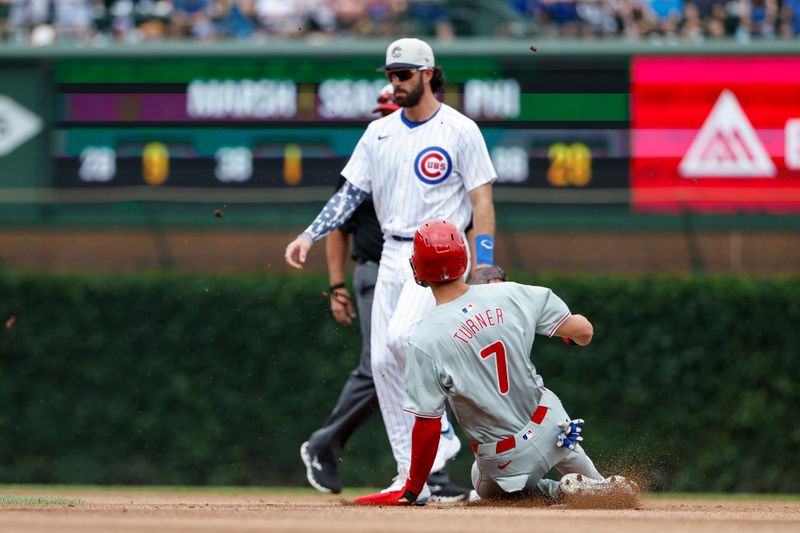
300, 85, 468, 501
286, 37, 498, 496
354, 220, 637, 505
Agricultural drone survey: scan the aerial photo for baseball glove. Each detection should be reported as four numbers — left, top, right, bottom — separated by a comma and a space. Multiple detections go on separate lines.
467, 265, 508, 285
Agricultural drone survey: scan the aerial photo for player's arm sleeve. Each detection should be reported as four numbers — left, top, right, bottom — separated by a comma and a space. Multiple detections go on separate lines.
333, 177, 356, 235
403, 345, 448, 418
459, 119, 497, 191
302, 181, 368, 243
523, 285, 572, 337
406, 416, 441, 496
340, 127, 373, 193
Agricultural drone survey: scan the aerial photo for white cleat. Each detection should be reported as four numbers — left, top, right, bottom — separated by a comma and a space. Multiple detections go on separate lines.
417, 483, 431, 504
468, 490, 481, 503
379, 472, 430, 504
380, 473, 406, 493
431, 426, 461, 472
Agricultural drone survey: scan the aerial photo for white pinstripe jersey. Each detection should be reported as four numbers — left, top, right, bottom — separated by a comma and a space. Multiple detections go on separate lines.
402, 283, 571, 444
341, 104, 496, 238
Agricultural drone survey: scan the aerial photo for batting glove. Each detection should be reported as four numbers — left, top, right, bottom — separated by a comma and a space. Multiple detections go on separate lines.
354, 487, 419, 506
556, 419, 585, 450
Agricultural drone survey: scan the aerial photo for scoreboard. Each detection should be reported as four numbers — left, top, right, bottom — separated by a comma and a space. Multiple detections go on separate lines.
51, 55, 630, 203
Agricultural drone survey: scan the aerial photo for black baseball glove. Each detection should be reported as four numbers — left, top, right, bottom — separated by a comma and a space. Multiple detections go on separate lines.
467, 265, 508, 285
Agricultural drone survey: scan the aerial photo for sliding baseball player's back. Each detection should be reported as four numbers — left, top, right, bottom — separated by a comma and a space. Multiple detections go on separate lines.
403, 282, 572, 444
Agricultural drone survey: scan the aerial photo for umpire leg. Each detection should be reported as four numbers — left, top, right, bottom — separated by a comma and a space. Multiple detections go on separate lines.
304, 262, 380, 490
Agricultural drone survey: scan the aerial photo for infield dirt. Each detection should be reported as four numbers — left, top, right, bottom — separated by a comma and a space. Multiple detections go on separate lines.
0, 488, 798, 533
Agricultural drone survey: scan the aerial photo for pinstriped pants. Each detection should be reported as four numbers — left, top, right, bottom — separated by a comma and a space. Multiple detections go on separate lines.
370, 238, 438, 474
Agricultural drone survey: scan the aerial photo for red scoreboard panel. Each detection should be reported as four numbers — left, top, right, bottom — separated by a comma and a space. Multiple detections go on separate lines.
631, 57, 800, 213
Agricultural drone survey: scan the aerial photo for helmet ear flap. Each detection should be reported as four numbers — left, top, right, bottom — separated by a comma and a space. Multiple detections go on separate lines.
409, 257, 429, 287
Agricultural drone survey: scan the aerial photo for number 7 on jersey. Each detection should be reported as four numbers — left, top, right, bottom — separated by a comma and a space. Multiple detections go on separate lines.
480, 341, 509, 394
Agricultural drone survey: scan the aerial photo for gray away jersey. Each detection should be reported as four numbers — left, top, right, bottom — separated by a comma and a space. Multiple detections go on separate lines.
403, 282, 571, 444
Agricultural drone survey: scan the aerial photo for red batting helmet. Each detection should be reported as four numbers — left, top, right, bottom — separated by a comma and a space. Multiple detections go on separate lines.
410, 219, 468, 286
373, 83, 400, 114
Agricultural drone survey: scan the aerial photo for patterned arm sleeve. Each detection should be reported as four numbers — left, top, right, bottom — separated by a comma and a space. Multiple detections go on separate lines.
302, 181, 368, 242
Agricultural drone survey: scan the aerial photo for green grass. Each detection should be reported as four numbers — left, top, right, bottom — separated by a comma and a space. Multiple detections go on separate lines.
0, 495, 87, 506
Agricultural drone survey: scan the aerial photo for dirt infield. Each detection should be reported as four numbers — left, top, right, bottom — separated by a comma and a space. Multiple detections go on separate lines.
1, 488, 799, 533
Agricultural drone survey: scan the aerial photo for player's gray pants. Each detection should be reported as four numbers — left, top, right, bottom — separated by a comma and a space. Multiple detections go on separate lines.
306, 261, 380, 459
470, 388, 603, 500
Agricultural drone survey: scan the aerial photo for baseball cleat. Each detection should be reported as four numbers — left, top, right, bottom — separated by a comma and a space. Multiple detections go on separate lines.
380, 472, 407, 493
431, 425, 461, 472
378, 474, 432, 504
300, 441, 342, 494
428, 487, 469, 503
426, 469, 469, 503
559, 473, 640, 508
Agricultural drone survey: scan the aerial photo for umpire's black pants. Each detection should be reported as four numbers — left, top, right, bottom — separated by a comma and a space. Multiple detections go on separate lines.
307, 261, 379, 459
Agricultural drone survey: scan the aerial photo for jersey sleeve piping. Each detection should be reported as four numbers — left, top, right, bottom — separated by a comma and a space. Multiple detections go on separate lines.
547, 312, 571, 337
402, 408, 445, 419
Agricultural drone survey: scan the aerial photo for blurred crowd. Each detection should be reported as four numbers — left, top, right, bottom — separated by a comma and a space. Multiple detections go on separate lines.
511, 0, 800, 40
0, 0, 797, 46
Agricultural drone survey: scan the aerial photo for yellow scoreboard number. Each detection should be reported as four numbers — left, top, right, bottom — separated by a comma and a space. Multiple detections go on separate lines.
547, 142, 592, 187
142, 142, 170, 186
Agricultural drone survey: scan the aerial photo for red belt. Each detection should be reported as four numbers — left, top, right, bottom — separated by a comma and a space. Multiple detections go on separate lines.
471, 405, 549, 454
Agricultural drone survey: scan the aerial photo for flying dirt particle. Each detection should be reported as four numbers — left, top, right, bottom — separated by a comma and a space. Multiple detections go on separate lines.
5, 316, 15, 329
338, 457, 344, 464
530, 44, 538, 52
213, 209, 223, 218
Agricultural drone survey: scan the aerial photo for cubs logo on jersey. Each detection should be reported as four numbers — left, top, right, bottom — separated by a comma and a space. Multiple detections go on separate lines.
414, 146, 452, 185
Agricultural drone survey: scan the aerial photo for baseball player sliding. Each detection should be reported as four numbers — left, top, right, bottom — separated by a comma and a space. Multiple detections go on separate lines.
286, 37, 499, 498
354, 220, 638, 505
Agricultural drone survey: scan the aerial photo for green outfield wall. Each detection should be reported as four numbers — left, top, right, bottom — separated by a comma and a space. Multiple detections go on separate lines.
0, 272, 797, 492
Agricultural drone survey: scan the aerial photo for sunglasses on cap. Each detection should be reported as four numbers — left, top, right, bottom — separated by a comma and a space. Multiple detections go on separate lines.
386, 67, 427, 82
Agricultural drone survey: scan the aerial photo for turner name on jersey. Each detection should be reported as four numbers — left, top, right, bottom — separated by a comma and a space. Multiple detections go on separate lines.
453, 307, 505, 345
341, 103, 496, 238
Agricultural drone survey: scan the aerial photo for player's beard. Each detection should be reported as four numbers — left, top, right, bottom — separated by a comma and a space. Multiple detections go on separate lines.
394, 75, 424, 108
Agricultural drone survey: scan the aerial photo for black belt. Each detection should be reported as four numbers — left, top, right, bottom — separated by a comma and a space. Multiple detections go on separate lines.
391, 235, 414, 242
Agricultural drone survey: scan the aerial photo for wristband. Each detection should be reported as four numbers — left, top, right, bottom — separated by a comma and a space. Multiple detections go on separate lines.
401, 489, 418, 504
329, 282, 347, 293
475, 234, 494, 265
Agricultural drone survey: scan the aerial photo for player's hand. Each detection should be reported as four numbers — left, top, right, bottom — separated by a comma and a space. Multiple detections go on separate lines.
284, 233, 313, 269
557, 419, 585, 450
467, 264, 508, 285
354, 487, 419, 506
330, 287, 356, 326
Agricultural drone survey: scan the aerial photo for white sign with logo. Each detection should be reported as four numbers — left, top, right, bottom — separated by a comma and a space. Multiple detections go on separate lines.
679, 90, 776, 178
